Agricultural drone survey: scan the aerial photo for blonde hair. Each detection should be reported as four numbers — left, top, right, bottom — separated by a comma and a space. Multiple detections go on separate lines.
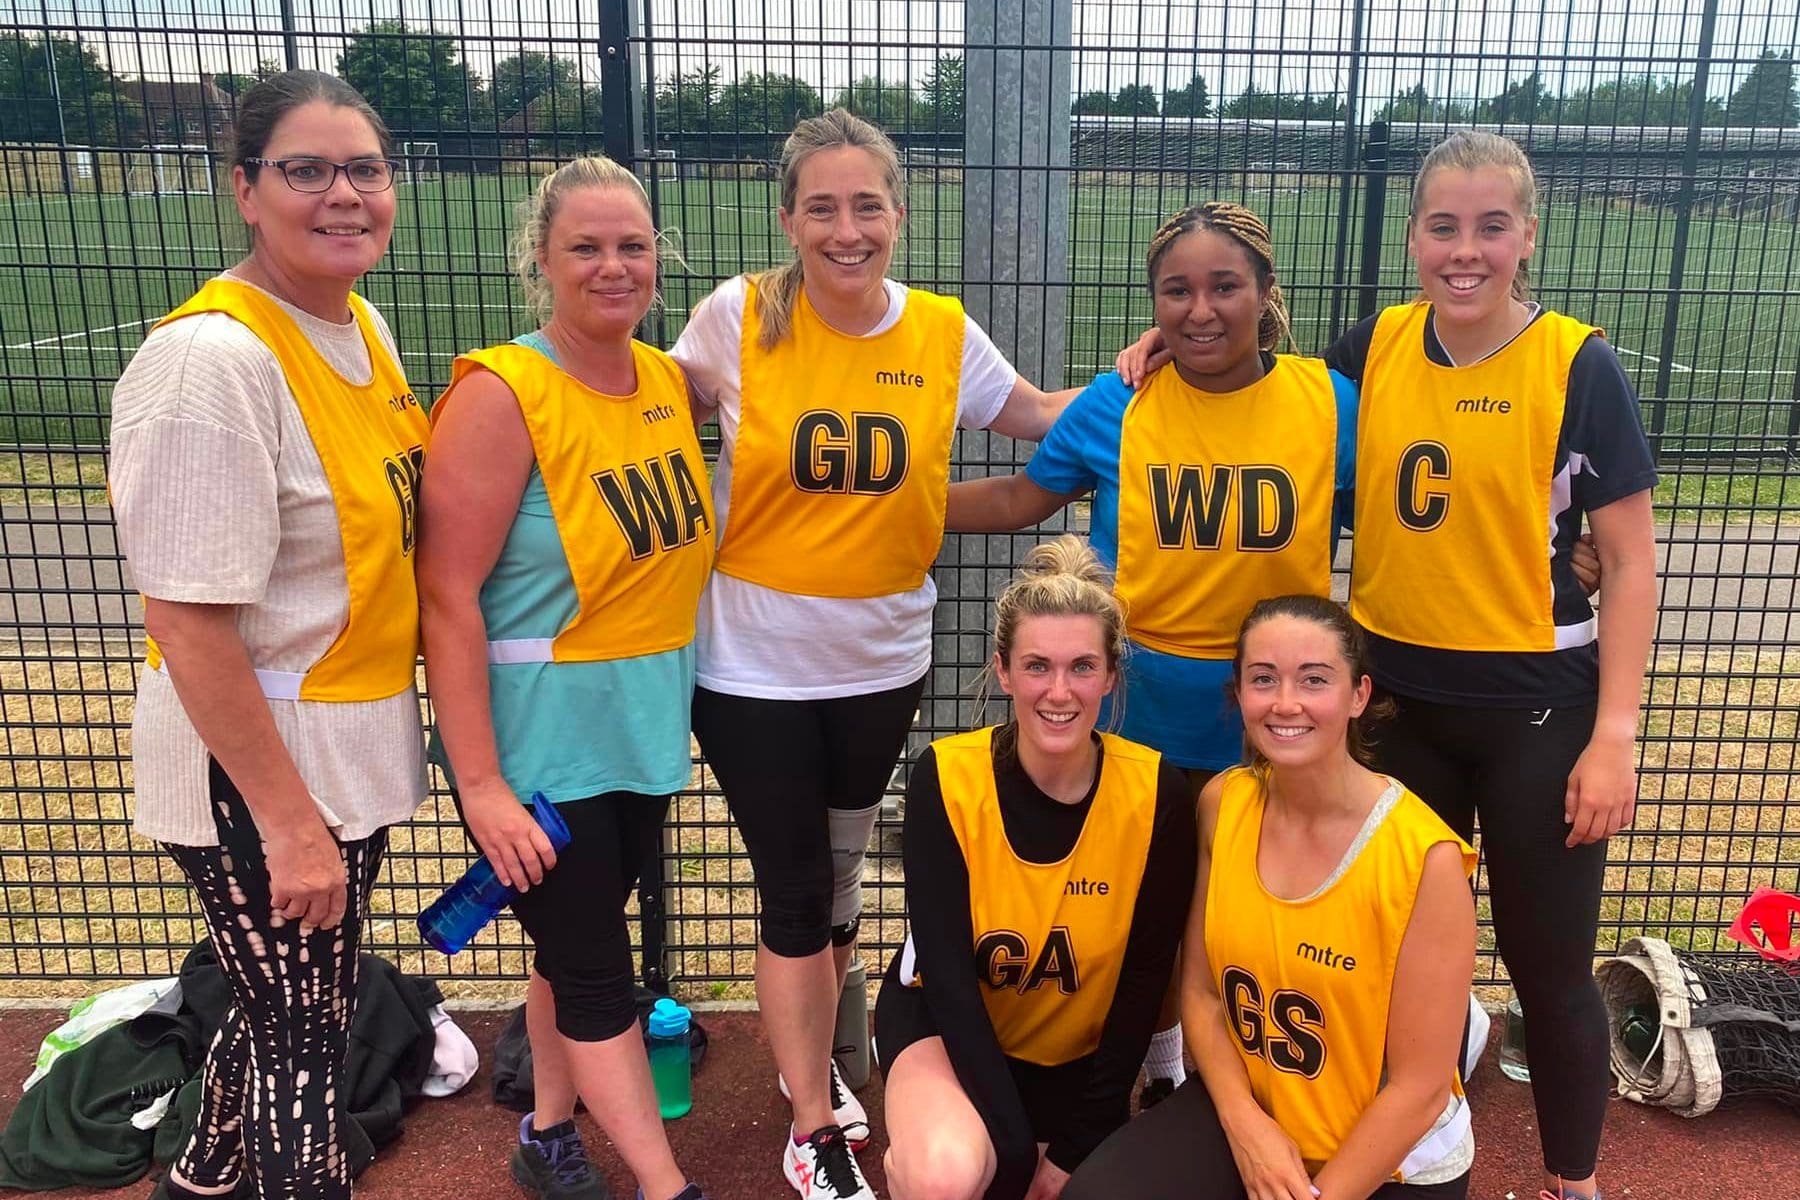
1410, 131, 1538, 303
974, 535, 1129, 728
750, 108, 906, 351
1144, 201, 1291, 352
510, 155, 662, 322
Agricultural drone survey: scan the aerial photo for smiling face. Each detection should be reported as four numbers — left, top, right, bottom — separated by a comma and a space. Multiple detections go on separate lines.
233, 100, 395, 288
1407, 164, 1538, 331
1236, 614, 1372, 770
1152, 228, 1270, 393
995, 613, 1118, 759
778, 145, 903, 318
536, 185, 658, 340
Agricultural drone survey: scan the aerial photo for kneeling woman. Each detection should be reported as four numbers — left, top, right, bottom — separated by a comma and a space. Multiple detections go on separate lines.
878, 537, 1197, 1200
1064, 596, 1478, 1200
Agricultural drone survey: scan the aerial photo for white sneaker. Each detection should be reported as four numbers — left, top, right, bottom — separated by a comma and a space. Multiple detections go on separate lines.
782, 1125, 876, 1200
778, 1061, 870, 1149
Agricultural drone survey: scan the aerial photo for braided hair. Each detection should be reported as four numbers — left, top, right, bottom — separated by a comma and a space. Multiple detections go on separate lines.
1144, 201, 1291, 352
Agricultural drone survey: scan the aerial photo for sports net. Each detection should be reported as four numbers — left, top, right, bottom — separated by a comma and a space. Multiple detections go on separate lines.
401, 141, 440, 185
1597, 936, 1800, 1117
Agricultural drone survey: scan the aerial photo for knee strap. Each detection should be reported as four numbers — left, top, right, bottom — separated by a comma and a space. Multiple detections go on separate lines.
828, 803, 881, 931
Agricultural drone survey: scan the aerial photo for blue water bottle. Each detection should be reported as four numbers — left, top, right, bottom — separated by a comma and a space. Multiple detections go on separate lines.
646, 997, 693, 1119
417, 792, 571, 955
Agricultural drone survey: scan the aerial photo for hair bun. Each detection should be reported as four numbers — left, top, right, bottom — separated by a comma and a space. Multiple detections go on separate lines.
1017, 533, 1112, 587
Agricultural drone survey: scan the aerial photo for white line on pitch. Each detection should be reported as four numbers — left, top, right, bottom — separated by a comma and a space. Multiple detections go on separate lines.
5, 316, 156, 350
1616, 346, 1693, 374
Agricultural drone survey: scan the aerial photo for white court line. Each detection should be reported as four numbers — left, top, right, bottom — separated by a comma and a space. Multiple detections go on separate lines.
5, 316, 156, 350
1616, 346, 1693, 374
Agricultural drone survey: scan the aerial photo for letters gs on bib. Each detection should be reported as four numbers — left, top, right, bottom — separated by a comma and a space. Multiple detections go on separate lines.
1222, 964, 1327, 1079
791, 409, 911, 496
385, 444, 426, 555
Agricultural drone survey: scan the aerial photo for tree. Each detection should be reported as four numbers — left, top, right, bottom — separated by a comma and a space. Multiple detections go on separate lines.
1072, 90, 1113, 116
1162, 73, 1210, 118
718, 71, 822, 133
654, 64, 720, 132
338, 21, 487, 136
1476, 71, 1554, 124
1220, 84, 1342, 120
491, 50, 580, 122
918, 54, 964, 131
0, 33, 140, 145
1725, 51, 1798, 128
834, 75, 913, 130
213, 71, 255, 97
1113, 82, 1159, 117
1557, 74, 1722, 127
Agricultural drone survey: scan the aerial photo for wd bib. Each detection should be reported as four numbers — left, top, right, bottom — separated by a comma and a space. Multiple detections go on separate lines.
1352, 302, 1597, 652
932, 726, 1159, 1066
1116, 358, 1337, 657
146, 279, 427, 702
444, 341, 714, 663
716, 283, 963, 598
1204, 766, 1475, 1177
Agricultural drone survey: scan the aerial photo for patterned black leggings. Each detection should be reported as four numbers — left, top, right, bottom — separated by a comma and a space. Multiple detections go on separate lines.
162, 762, 387, 1200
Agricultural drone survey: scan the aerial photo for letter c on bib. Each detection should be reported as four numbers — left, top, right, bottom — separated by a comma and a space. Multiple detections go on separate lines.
1396, 440, 1450, 532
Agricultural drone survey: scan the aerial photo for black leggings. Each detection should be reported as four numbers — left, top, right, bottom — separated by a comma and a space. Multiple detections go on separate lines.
501, 791, 669, 1042
692, 678, 924, 958
1370, 691, 1608, 1180
1063, 1078, 1469, 1200
162, 762, 387, 1200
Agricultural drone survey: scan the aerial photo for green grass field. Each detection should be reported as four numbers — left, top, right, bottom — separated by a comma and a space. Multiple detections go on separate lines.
2, 172, 1795, 514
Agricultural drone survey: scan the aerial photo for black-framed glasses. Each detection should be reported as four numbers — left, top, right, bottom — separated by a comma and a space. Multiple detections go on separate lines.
244, 156, 399, 194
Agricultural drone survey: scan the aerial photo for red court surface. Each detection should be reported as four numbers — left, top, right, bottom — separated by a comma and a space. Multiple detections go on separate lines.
1, 1007, 1792, 1199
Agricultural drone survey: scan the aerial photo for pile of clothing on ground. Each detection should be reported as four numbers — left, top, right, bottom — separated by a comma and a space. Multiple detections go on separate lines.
0, 942, 478, 1192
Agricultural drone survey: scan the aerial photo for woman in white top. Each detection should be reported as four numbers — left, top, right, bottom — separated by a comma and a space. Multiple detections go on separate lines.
671, 107, 1075, 1200
109, 71, 426, 1200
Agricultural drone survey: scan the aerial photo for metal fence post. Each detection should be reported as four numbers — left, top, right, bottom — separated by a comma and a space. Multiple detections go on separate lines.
599, 0, 638, 168
1649, 0, 1721, 462
1326, 0, 1370, 342
1356, 120, 1390, 322
932, 0, 1075, 737
279, 0, 298, 71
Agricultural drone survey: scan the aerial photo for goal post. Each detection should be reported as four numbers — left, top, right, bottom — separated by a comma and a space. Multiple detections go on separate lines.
401, 141, 441, 185
124, 144, 214, 196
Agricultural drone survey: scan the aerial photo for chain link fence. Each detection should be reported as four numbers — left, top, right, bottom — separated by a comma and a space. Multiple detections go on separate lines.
2, 0, 1797, 996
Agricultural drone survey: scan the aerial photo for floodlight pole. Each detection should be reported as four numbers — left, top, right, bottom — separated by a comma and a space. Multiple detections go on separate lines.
40, 7, 73, 192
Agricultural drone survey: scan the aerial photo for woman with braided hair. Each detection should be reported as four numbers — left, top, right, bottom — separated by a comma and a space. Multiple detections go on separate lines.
950, 202, 1357, 1103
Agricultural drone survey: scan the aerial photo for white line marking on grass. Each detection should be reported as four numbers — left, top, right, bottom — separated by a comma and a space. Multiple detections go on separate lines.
1616, 346, 1693, 374
5, 316, 155, 349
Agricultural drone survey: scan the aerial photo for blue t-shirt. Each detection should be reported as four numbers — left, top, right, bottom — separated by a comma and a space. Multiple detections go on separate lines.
1023, 362, 1358, 770
428, 331, 697, 802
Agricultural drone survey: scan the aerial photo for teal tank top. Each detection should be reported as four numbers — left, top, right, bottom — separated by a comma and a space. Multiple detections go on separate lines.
428, 331, 697, 802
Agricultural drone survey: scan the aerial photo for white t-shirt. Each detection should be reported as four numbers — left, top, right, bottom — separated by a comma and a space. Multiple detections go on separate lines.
109, 271, 427, 845
671, 275, 1019, 699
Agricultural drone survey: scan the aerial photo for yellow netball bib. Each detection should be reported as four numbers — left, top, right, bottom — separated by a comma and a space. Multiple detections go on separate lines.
145, 278, 427, 702
444, 341, 715, 662
1351, 302, 1596, 652
934, 726, 1159, 1067
1204, 767, 1475, 1177
715, 283, 963, 598
1116, 358, 1336, 657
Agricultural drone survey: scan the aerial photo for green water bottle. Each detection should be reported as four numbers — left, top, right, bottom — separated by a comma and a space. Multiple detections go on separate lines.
1620, 1002, 1661, 1062
646, 997, 693, 1119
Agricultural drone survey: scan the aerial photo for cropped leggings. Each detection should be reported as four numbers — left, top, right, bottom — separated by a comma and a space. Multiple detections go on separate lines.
162, 761, 386, 1200
1370, 691, 1610, 1180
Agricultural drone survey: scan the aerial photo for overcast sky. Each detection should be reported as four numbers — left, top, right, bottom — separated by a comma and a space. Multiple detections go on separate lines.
9, 0, 1796, 113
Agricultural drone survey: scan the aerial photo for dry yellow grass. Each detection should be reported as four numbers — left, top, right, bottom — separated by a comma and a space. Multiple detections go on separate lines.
0, 451, 109, 508
3, 645, 1795, 998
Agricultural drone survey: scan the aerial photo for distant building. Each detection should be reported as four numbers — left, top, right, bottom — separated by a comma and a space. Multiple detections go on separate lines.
124, 73, 234, 147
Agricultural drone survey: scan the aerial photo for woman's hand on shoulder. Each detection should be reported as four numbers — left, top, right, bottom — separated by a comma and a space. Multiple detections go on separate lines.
460, 778, 558, 891
1115, 327, 1171, 388
1220, 1105, 1318, 1200
1571, 533, 1601, 595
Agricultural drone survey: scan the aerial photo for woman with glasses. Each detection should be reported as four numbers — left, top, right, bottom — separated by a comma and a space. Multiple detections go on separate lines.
109, 71, 424, 1200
